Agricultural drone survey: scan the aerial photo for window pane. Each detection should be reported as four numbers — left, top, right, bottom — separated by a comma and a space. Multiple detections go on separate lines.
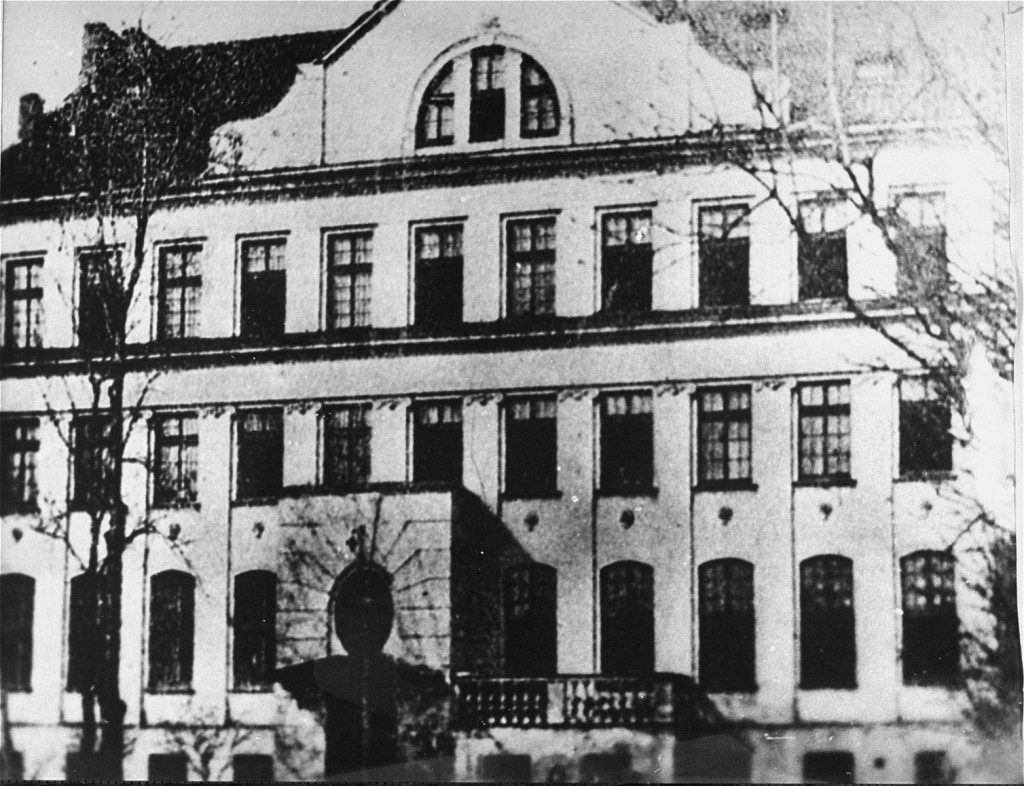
149, 571, 195, 690
233, 571, 277, 689
0, 574, 34, 692
800, 556, 856, 689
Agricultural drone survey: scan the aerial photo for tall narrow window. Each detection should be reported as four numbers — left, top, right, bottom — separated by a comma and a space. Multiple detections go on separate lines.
699, 559, 755, 692
72, 415, 116, 511
157, 244, 202, 341
4, 258, 43, 350
470, 47, 505, 142
67, 573, 97, 693
233, 571, 276, 690
798, 382, 851, 482
326, 231, 372, 330
504, 563, 557, 676
891, 191, 947, 295
697, 388, 752, 486
152, 414, 199, 508
599, 392, 654, 495
412, 401, 462, 484
800, 555, 856, 689
803, 752, 854, 784
798, 199, 848, 300
239, 237, 286, 339
78, 248, 122, 352
504, 396, 557, 497
520, 55, 559, 137
148, 754, 188, 783
602, 211, 653, 313
235, 409, 283, 502
1, 417, 39, 514
417, 63, 454, 148
600, 561, 654, 675
507, 218, 556, 318
415, 225, 463, 326
148, 570, 195, 691
0, 574, 34, 692
899, 378, 952, 476
901, 551, 958, 686
699, 205, 750, 307
323, 404, 371, 490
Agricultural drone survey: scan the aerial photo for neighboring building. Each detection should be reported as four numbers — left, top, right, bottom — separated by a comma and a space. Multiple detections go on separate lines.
0, 1, 1015, 782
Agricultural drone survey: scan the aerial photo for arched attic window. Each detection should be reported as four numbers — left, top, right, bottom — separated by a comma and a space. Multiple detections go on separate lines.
520, 55, 559, 138
417, 62, 454, 148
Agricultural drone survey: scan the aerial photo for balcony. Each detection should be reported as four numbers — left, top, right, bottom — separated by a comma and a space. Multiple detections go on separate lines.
453, 673, 706, 734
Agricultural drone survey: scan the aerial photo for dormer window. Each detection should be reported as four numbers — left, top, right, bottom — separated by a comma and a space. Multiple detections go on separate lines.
470, 47, 506, 142
520, 56, 559, 138
417, 63, 454, 147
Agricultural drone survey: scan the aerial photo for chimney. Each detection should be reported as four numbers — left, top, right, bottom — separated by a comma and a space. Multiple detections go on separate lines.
18, 94, 44, 142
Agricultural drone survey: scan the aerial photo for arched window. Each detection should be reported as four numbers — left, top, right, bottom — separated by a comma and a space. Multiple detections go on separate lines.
520, 55, 560, 138
600, 561, 654, 675
417, 62, 454, 148
0, 573, 34, 692
699, 559, 755, 692
504, 563, 557, 676
233, 570, 277, 689
149, 570, 195, 691
901, 551, 958, 686
800, 555, 855, 689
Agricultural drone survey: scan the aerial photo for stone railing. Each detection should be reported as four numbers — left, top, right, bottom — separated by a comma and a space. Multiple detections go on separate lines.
453, 673, 700, 732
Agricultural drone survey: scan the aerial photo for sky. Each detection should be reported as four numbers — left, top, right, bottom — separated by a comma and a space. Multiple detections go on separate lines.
1, 1, 373, 148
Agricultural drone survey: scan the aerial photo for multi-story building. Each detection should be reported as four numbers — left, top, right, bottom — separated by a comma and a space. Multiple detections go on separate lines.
1, 1, 1015, 782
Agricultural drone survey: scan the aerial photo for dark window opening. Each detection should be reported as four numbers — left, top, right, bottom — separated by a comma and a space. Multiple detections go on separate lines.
415, 225, 463, 326
158, 244, 202, 341
72, 415, 116, 511
4, 258, 43, 350
326, 232, 372, 330
417, 62, 455, 148
0, 574, 34, 692
153, 414, 198, 509
240, 237, 286, 339
470, 47, 505, 142
891, 191, 947, 296
803, 751, 855, 784
798, 201, 848, 300
233, 754, 275, 782
67, 573, 100, 693
800, 555, 856, 689
520, 55, 559, 138
504, 396, 557, 497
699, 559, 755, 692
602, 211, 652, 313
412, 401, 462, 484
507, 217, 556, 318
4, 750, 24, 781
900, 378, 952, 476
148, 753, 188, 783
600, 561, 654, 675
697, 388, 752, 485
504, 563, 557, 676
233, 570, 277, 690
235, 409, 283, 502
581, 749, 634, 783
480, 754, 532, 781
78, 248, 123, 353
600, 392, 654, 494
914, 751, 953, 784
798, 382, 851, 481
901, 551, 958, 686
323, 404, 371, 490
1, 418, 39, 514
148, 570, 195, 691
699, 205, 750, 307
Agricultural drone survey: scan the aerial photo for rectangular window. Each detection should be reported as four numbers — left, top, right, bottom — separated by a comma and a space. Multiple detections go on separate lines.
803, 752, 854, 784
67, 573, 97, 693
325, 231, 372, 330
798, 199, 848, 300
235, 409, 283, 502
599, 392, 654, 494
914, 752, 953, 784
148, 754, 188, 783
1, 418, 39, 514
699, 205, 750, 307
699, 559, 756, 692
322, 404, 371, 490
899, 378, 952, 476
602, 211, 653, 313
504, 396, 557, 497
800, 555, 856, 689
4, 258, 43, 350
891, 191, 947, 295
470, 46, 505, 142
239, 237, 286, 339
415, 225, 463, 326
78, 248, 122, 352
0, 574, 34, 692
507, 217, 556, 318
152, 414, 199, 508
72, 415, 116, 511
798, 382, 851, 481
901, 551, 958, 686
412, 400, 462, 484
697, 388, 751, 486
233, 755, 274, 782
148, 571, 195, 691
157, 244, 202, 341
233, 571, 276, 690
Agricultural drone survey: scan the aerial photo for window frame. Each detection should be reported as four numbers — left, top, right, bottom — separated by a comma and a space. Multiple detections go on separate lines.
505, 214, 557, 320
799, 554, 857, 690
898, 377, 953, 479
600, 560, 655, 676
504, 562, 558, 677
71, 413, 117, 512
520, 54, 560, 138
698, 559, 756, 693
76, 246, 124, 352
890, 188, 948, 296
469, 46, 507, 143
147, 570, 196, 693
503, 395, 559, 499
232, 570, 277, 692
598, 391, 655, 497
1, 417, 40, 515
900, 550, 959, 687
321, 403, 372, 491
696, 386, 753, 489
234, 408, 284, 503
237, 234, 287, 340
323, 228, 374, 332
413, 222, 465, 327
416, 61, 455, 148
0, 573, 35, 692
151, 412, 199, 509
66, 572, 97, 693
797, 197, 849, 301
600, 209, 653, 314
156, 241, 203, 342
796, 380, 853, 486
411, 399, 463, 485
148, 753, 188, 783
3, 255, 44, 351
697, 203, 751, 308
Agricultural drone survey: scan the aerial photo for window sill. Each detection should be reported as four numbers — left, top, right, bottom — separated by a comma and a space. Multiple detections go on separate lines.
596, 486, 659, 499
232, 497, 281, 507
229, 686, 274, 694
152, 501, 201, 512
3, 687, 31, 694
709, 686, 759, 695
146, 688, 195, 695
793, 476, 857, 489
693, 480, 758, 493
1, 506, 39, 517
502, 489, 563, 501
799, 683, 858, 691
895, 470, 956, 483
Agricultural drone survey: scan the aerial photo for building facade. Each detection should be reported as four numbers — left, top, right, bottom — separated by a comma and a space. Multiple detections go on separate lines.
0, 2, 1015, 782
